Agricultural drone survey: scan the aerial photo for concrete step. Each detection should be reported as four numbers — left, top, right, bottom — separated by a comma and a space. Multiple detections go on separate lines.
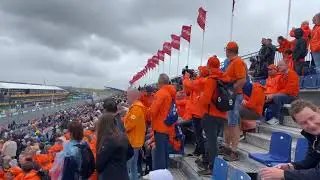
283, 116, 300, 128
245, 132, 297, 153
258, 124, 302, 139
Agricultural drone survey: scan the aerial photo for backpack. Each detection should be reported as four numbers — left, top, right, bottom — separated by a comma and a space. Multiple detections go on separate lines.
212, 79, 236, 112
164, 100, 179, 126
75, 144, 95, 179
61, 143, 95, 180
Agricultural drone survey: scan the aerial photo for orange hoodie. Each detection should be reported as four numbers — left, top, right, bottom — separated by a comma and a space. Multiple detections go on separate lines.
149, 85, 177, 134
14, 170, 41, 180
265, 74, 281, 95
278, 39, 292, 54
199, 69, 231, 120
33, 154, 52, 171
310, 25, 320, 52
243, 83, 266, 115
301, 24, 312, 42
277, 69, 299, 97
124, 100, 147, 148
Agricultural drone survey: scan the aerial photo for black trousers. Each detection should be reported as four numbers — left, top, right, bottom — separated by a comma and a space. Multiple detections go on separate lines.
202, 114, 226, 168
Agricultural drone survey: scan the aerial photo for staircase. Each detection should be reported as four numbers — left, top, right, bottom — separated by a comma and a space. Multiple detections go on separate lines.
169, 115, 302, 180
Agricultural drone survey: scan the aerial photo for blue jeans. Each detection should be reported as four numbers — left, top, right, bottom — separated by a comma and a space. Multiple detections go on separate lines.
228, 94, 243, 127
312, 52, 320, 73
192, 118, 205, 155
153, 131, 169, 170
271, 94, 295, 120
127, 149, 140, 180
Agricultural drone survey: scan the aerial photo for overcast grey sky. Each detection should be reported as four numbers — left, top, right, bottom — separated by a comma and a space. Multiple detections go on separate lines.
0, 0, 319, 90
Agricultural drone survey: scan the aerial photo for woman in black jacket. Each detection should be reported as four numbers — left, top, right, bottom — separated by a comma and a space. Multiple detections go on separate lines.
96, 113, 133, 180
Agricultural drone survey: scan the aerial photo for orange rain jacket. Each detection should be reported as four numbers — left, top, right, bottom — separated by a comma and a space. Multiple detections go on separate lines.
277, 69, 300, 97
124, 100, 147, 148
310, 25, 320, 52
198, 69, 231, 120
149, 85, 176, 134
265, 73, 281, 95
14, 170, 41, 180
301, 24, 312, 43
243, 83, 266, 116
278, 39, 292, 54
183, 69, 208, 119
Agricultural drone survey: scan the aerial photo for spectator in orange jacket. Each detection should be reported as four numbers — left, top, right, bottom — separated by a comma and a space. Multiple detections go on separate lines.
277, 36, 292, 55
223, 42, 247, 162
176, 90, 190, 120
266, 60, 299, 125
5, 166, 23, 180
241, 82, 266, 120
196, 56, 231, 175
310, 13, 320, 73
148, 73, 176, 170
15, 152, 41, 180
182, 66, 209, 157
265, 64, 280, 95
124, 88, 146, 180
283, 50, 294, 70
140, 86, 154, 108
301, 21, 312, 43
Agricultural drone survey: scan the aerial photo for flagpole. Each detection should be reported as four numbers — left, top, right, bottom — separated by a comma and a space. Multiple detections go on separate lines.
187, 42, 191, 66
230, 12, 234, 41
286, 0, 292, 38
169, 56, 172, 77
200, 30, 205, 66
177, 51, 180, 77
162, 61, 165, 73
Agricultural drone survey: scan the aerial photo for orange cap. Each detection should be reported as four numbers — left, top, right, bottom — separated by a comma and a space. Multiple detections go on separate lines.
226, 41, 239, 50
207, 56, 220, 69
268, 64, 278, 71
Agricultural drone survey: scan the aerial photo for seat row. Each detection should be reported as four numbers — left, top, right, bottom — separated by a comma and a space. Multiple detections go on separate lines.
249, 132, 308, 167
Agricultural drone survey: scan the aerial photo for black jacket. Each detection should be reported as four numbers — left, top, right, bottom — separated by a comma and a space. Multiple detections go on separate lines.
284, 131, 320, 180
292, 28, 308, 61
96, 134, 134, 180
259, 44, 275, 65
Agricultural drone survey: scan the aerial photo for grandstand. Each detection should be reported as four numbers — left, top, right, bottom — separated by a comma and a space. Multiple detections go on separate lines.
0, 81, 69, 109
147, 50, 320, 179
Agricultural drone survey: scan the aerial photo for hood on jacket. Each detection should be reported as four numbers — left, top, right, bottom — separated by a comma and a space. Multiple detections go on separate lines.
208, 68, 232, 82
294, 28, 304, 39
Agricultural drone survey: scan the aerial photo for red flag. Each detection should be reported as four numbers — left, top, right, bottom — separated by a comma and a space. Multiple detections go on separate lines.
163, 42, 172, 56
232, 0, 236, 14
197, 7, 206, 30
181, 25, 192, 42
152, 55, 159, 65
171, 34, 180, 50
157, 50, 165, 61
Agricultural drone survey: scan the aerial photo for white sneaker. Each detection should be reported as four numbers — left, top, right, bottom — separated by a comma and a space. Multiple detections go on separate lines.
266, 118, 279, 125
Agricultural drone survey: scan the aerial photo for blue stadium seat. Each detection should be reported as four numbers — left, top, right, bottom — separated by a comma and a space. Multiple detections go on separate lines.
270, 137, 308, 167
303, 74, 319, 89
249, 132, 292, 166
294, 138, 308, 162
212, 157, 228, 180
299, 76, 304, 89
230, 169, 251, 180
